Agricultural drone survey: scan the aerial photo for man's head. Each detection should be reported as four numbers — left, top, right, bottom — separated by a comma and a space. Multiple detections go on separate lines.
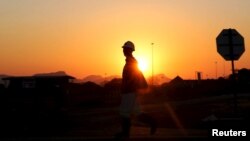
122, 41, 135, 57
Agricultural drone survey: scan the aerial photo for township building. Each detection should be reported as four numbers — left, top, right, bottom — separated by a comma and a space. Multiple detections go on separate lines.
2, 75, 75, 89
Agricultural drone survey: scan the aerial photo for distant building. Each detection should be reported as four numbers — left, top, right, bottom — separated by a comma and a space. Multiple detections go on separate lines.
162, 75, 235, 100
104, 78, 122, 105
169, 75, 183, 84
2, 75, 75, 116
104, 78, 122, 95
3, 75, 75, 89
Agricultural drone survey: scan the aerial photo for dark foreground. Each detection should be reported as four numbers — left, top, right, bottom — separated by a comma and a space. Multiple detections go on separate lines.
0, 94, 249, 141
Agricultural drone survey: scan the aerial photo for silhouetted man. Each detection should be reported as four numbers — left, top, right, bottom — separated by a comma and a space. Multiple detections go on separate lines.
115, 41, 157, 140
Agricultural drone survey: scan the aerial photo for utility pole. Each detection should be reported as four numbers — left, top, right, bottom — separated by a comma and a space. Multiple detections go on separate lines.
151, 43, 154, 86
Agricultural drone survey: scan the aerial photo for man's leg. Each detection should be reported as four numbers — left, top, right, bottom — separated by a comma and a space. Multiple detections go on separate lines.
115, 93, 135, 139
114, 116, 131, 140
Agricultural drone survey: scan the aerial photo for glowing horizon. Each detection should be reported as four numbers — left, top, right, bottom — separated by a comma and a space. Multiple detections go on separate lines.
0, 0, 250, 80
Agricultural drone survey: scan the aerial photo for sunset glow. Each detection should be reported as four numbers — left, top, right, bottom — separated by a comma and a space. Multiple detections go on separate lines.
137, 57, 149, 74
0, 0, 250, 80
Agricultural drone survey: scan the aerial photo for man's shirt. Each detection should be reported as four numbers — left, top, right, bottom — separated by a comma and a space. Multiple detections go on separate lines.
121, 56, 148, 94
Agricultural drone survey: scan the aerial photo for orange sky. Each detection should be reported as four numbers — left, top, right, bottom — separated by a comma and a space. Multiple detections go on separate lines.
0, 0, 250, 79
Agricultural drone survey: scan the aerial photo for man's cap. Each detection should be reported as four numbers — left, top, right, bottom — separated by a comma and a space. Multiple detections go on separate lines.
122, 41, 135, 51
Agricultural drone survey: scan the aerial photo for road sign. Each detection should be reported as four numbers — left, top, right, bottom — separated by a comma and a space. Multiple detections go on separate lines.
216, 28, 245, 61
216, 28, 246, 114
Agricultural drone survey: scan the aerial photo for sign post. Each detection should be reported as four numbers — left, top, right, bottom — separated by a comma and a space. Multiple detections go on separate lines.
216, 28, 245, 113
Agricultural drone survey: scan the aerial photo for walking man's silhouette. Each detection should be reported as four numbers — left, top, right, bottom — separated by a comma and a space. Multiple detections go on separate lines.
115, 41, 157, 140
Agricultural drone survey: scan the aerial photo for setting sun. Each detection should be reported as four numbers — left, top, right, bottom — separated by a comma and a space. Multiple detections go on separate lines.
138, 60, 148, 72
137, 57, 150, 75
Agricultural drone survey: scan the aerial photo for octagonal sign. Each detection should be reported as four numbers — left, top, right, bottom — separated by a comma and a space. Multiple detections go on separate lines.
216, 29, 245, 61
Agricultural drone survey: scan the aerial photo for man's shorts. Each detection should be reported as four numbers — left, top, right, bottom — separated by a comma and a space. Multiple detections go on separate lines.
119, 92, 141, 117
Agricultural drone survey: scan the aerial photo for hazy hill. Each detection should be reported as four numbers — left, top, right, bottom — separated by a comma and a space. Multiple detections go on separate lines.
147, 74, 171, 85
0, 74, 10, 78
34, 71, 69, 76
79, 74, 172, 86
76, 75, 121, 85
